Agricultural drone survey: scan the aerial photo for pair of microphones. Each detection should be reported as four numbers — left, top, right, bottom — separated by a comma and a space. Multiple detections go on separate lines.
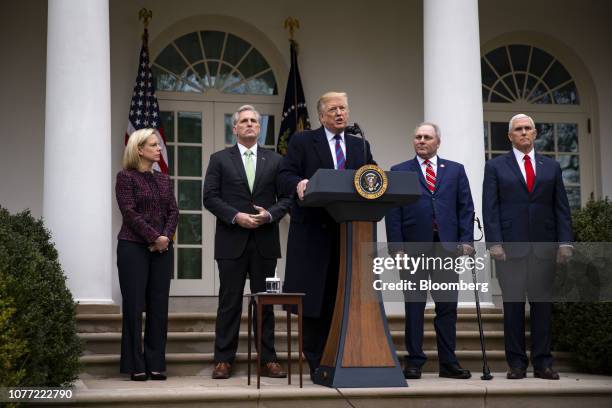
345, 123, 368, 164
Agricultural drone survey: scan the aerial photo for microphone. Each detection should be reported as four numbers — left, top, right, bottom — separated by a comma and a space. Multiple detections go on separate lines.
345, 123, 367, 165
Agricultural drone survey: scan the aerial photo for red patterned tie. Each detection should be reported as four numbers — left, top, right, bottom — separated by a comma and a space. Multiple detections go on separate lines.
424, 159, 436, 193
524, 155, 535, 192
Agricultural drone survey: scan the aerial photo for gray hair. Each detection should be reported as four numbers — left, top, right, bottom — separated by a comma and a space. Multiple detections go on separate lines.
232, 104, 261, 126
414, 121, 441, 140
508, 113, 535, 132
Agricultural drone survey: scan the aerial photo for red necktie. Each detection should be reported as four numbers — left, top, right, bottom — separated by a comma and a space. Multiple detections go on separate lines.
524, 155, 535, 192
424, 159, 436, 193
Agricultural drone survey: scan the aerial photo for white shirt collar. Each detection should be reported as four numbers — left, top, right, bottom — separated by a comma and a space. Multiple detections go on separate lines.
416, 155, 438, 167
325, 127, 345, 142
237, 142, 258, 157
513, 147, 534, 162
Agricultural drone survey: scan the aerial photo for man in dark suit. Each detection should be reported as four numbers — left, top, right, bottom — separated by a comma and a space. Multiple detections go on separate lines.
385, 122, 474, 379
279, 91, 375, 379
203, 105, 292, 379
483, 113, 573, 380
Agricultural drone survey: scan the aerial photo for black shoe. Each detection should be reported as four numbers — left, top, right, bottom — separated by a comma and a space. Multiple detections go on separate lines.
439, 363, 471, 379
130, 373, 148, 381
403, 366, 422, 379
534, 367, 559, 380
506, 367, 527, 379
148, 371, 167, 381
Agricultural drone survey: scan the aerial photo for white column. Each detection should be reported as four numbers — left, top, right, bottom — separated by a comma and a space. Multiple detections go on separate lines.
44, 0, 113, 304
423, 0, 493, 306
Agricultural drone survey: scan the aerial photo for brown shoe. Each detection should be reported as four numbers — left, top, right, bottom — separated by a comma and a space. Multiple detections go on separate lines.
260, 362, 287, 378
212, 362, 231, 379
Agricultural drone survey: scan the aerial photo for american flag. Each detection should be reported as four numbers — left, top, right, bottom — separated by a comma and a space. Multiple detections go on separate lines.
125, 28, 168, 173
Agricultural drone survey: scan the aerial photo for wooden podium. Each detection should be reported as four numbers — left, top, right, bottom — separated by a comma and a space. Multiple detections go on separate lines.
300, 169, 419, 388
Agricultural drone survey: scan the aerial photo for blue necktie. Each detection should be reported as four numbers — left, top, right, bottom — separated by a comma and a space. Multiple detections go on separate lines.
334, 134, 346, 170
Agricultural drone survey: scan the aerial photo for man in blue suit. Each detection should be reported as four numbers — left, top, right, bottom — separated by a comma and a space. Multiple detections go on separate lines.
483, 113, 573, 380
385, 122, 474, 379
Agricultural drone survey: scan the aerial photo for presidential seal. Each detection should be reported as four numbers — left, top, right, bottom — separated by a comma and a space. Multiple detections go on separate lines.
354, 164, 388, 199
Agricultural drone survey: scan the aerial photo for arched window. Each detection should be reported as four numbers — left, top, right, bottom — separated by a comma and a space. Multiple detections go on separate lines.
481, 45, 579, 105
152, 30, 278, 95
482, 44, 590, 209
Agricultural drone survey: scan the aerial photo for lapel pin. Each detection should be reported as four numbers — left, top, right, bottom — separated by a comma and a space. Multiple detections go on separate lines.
440, 164, 445, 168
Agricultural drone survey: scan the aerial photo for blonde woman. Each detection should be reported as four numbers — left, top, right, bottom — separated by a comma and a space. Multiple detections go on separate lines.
115, 128, 178, 381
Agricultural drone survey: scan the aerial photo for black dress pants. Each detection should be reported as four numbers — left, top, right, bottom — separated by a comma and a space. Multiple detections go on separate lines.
117, 240, 172, 374
214, 234, 278, 364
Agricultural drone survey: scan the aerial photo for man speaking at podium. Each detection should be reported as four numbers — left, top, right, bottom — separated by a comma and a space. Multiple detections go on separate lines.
279, 91, 375, 380
385, 122, 474, 380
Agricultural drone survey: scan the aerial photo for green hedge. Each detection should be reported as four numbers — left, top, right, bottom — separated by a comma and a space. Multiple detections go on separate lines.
552, 198, 612, 374
0, 207, 82, 387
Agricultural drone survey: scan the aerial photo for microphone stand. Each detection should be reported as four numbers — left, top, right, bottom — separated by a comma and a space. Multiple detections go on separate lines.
345, 123, 367, 165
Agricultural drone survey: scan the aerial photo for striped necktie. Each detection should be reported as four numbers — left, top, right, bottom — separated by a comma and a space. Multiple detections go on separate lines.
334, 134, 346, 170
424, 159, 436, 193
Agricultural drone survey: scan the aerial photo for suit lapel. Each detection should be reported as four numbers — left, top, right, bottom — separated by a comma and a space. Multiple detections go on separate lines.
434, 157, 446, 194
504, 151, 528, 192
533, 153, 545, 193
229, 145, 250, 193
252, 147, 267, 193
313, 127, 334, 169
410, 157, 429, 193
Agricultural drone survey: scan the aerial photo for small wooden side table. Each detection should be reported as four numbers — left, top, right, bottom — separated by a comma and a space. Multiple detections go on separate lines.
247, 292, 304, 388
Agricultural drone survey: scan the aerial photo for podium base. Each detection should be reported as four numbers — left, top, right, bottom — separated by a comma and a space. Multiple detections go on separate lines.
314, 365, 407, 388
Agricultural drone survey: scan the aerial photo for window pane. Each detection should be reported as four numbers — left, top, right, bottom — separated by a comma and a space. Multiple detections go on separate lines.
178, 214, 202, 244
167, 145, 174, 176
508, 44, 530, 72
178, 146, 202, 176
238, 48, 270, 79
483, 121, 489, 150
529, 47, 554, 77
208, 61, 219, 86
530, 83, 552, 104
482, 86, 490, 102
193, 62, 211, 88
178, 180, 202, 210
160, 111, 174, 142
174, 32, 202, 63
565, 186, 581, 210
218, 63, 242, 90
557, 123, 578, 152
534, 123, 554, 152
178, 248, 202, 279
178, 112, 202, 143
224, 34, 251, 66
481, 60, 497, 87
156, 44, 187, 75
152, 65, 178, 91
514, 73, 527, 98
201, 31, 225, 60
553, 82, 580, 105
260, 115, 276, 146
491, 122, 512, 151
246, 71, 277, 95
558, 155, 580, 184
485, 47, 511, 76
492, 83, 513, 102
543, 60, 571, 90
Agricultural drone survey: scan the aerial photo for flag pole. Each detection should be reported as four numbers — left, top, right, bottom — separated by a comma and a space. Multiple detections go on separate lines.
284, 17, 301, 129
